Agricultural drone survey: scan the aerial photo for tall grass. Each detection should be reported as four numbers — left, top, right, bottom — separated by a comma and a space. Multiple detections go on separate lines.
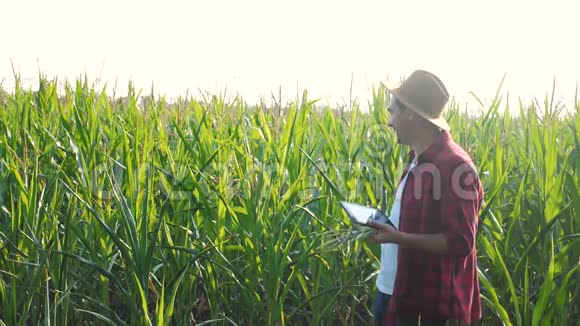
0, 77, 578, 325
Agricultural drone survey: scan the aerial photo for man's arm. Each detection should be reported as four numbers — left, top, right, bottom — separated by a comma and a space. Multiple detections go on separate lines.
395, 231, 449, 253
367, 220, 450, 254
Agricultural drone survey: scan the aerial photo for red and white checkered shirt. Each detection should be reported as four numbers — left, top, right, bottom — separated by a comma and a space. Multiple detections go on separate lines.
390, 131, 483, 324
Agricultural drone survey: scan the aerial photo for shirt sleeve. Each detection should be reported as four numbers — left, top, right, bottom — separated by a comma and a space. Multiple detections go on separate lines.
441, 164, 482, 257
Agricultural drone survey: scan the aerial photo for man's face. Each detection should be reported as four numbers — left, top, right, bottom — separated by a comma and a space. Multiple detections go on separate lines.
387, 97, 414, 145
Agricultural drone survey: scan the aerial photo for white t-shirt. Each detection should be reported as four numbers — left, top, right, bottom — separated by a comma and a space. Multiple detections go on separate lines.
376, 159, 417, 295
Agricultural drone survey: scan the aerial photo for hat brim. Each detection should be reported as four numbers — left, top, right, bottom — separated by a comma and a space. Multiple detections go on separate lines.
381, 80, 451, 131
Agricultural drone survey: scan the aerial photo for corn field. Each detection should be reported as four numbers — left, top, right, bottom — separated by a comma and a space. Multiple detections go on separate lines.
0, 77, 578, 325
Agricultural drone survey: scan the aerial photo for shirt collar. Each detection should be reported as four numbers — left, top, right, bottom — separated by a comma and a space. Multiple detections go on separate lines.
407, 131, 451, 164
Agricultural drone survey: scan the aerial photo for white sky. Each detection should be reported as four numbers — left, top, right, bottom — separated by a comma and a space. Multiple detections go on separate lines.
1, 0, 579, 112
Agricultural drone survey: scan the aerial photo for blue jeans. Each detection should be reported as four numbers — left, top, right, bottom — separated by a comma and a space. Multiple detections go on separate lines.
374, 291, 392, 326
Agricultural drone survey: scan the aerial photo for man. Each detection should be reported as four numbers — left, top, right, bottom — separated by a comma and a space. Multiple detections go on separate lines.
368, 70, 484, 326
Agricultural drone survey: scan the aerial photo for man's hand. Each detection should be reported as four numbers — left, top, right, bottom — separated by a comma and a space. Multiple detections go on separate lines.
366, 220, 399, 244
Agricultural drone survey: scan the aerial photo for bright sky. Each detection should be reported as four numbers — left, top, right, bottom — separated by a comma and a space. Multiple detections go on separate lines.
1, 0, 579, 112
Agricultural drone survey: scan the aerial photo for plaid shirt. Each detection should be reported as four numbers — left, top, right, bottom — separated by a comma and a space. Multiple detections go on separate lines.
390, 131, 483, 324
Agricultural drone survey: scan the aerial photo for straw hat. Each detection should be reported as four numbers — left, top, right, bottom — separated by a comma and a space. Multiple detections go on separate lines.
382, 70, 450, 131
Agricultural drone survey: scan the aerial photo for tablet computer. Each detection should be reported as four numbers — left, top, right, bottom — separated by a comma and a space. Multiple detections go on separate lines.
340, 201, 396, 229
